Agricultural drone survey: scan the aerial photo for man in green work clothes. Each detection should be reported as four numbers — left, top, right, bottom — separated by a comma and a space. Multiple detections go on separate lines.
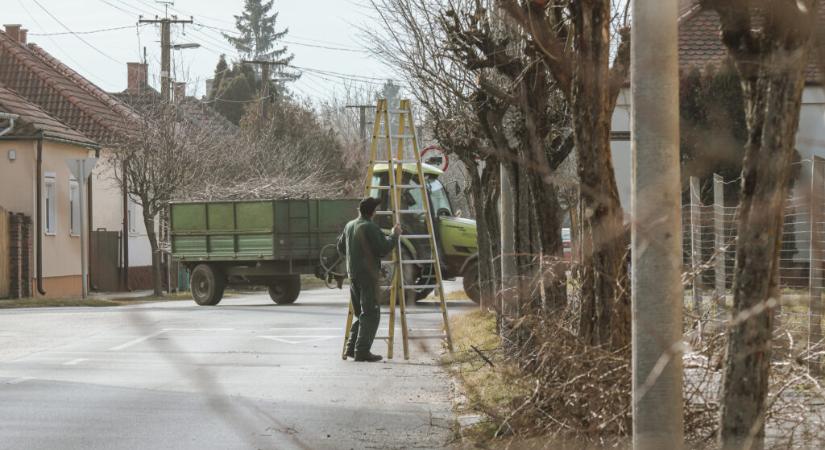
338, 197, 402, 362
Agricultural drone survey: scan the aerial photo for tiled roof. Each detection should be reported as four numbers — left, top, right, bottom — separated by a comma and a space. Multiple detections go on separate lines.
0, 84, 95, 145
678, 1, 825, 84
0, 30, 139, 146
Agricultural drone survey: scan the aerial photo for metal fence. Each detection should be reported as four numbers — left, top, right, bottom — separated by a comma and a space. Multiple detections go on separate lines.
683, 159, 825, 353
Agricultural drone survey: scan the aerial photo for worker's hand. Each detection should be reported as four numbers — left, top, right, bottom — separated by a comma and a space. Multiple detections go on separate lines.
392, 223, 402, 237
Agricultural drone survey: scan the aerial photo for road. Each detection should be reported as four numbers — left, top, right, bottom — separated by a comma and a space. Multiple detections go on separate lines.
0, 282, 473, 450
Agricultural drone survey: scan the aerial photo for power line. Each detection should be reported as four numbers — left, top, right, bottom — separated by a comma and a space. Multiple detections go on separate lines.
29, 24, 143, 36
194, 23, 367, 54
31, 0, 123, 64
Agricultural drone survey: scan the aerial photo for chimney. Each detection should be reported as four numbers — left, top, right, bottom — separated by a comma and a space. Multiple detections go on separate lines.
19, 29, 27, 45
3, 25, 22, 43
174, 82, 187, 102
126, 62, 148, 93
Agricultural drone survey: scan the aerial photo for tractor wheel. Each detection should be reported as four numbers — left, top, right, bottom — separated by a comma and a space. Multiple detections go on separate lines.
462, 260, 481, 304
268, 275, 301, 305
190, 264, 225, 306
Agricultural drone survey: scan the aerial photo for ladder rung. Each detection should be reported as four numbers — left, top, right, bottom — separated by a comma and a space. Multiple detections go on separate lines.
407, 335, 447, 340
367, 184, 424, 190
374, 209, 425, 215
402, 234, 431, 239
374, 159, 418, 164
388, 134, 415, 139
404, 284, 438, 289
381, 310, 436, 315
401, 259, 435, 264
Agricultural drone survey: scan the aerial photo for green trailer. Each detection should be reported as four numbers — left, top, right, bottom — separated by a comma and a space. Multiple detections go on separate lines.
170, 198, 359, 305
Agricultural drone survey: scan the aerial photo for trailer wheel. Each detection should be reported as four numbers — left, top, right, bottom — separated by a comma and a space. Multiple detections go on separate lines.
462, 260, 481, 304
191, 264, 225, 306
269, 275, 301, 305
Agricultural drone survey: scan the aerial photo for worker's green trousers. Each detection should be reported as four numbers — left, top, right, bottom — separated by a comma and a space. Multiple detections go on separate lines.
346, 276, 381, 355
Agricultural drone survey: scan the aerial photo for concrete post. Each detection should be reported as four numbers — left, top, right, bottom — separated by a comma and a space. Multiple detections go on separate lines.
690, 176, 702, 314
714, 174, 726, 317
631, 0, 684, 447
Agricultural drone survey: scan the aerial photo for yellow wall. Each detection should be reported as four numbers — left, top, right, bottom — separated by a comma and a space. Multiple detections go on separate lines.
0, 138, 93, 297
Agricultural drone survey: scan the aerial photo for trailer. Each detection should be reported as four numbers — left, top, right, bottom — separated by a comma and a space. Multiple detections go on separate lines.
170, 198, 359, 305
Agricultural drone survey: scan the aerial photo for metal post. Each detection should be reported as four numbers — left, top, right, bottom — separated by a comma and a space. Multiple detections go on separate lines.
809, 158, 824, 371
690, 176, 702, 314
261, 63, 270, 121
77, 160, 88, 299
631, 0, 684, 447
713, 174, 726, 315
499, 163, 516, 330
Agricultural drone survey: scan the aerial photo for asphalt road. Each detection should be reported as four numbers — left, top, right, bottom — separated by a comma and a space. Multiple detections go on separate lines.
0, 282, 473, 450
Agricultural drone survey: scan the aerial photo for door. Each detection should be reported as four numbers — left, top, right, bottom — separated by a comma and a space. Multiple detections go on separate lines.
90, 230, 120, 292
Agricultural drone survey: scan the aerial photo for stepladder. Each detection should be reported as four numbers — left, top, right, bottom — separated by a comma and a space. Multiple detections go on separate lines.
341, 98, 454, 360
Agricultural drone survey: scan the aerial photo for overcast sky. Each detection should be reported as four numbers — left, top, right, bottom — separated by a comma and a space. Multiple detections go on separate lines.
3, 0, 394, 101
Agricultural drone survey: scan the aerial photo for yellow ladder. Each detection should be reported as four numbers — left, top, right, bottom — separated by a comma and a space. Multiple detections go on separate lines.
341, 98, 454, 360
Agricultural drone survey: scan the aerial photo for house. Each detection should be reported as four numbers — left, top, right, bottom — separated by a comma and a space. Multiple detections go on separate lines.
0, 24, 154, 291
610, 1, 825, 210
0, 84, 98, 298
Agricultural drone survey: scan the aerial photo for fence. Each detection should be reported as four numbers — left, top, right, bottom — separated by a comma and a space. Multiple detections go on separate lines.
684, 159, 825, 355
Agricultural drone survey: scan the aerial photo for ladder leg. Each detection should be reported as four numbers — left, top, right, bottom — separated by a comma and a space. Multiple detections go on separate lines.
399, 280, 410, 360
388, 269, 397, 359
342, 302, 354, 360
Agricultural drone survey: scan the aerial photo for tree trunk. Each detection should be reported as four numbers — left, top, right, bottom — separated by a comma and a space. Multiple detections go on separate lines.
142, 209, 163, 297
466, 157, 498, 310
572, 0, 630, 349
719, 47, 810, 450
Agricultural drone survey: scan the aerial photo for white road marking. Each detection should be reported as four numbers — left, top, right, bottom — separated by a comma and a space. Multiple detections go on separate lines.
267, 327, 340, 330
6, 377, 33, 385
109, 330, 167, 351
259, 335, 339, 345
161, 328, 235, 332
63, 358, 87, 366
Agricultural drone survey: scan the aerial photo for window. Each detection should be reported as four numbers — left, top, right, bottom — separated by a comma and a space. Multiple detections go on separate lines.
127, 196, 138, 234
69, 177, 80, 236
428, 179, 453, 216
44, 173, 57, 235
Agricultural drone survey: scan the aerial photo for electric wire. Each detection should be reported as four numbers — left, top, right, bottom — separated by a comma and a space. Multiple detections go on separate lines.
31, 0, 123, 64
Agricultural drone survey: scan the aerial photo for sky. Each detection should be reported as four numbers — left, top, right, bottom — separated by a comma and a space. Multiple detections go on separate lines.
2, 0, 395, 101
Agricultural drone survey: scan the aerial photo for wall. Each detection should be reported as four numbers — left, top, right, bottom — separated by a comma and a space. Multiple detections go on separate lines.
0, 138, 91, 298
91, 149, 153, 268
609, 86, 825, 211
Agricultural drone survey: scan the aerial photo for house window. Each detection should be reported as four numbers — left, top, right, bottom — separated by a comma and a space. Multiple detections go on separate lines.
44, 173, 57, 235
69, 177, 80, 236
128, 196, 138, 234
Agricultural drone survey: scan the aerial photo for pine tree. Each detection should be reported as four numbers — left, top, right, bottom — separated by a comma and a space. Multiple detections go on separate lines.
223, 0, 300, 85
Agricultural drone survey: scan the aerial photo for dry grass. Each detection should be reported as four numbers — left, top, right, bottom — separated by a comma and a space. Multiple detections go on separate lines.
443, 311, 532, 444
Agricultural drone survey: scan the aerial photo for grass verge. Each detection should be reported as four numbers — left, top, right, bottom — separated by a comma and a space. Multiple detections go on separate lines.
442, 310, 531, 445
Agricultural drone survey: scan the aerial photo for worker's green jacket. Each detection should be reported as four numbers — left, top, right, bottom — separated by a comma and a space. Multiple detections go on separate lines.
337, 216, 398, 280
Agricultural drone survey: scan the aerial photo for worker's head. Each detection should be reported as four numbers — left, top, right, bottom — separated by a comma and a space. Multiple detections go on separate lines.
359, 197, 381, 218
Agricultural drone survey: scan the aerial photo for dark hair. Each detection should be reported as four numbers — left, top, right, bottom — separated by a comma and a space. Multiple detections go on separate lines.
359, 197, 381, 217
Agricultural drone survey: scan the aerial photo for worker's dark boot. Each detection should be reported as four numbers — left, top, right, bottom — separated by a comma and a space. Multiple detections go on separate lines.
354, 352, 383, 362
345, 347, 355, 359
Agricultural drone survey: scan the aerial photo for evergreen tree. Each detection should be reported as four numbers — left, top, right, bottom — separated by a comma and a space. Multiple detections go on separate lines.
223, 0, 300, 85
209, 55, 229, 100
212, 64, 257, 125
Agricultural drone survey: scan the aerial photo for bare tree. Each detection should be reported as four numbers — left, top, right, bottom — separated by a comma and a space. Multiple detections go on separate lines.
497, 0, 631, 349
695, 1, 821, 448
113, 100, 231, 296
365, 0, 504, 310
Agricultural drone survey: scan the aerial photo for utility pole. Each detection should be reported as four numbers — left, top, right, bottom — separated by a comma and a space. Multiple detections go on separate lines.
631, 0, 684, 448
139, 9, 193, 102
346, 105, 376, 158
242, 60, 286, 122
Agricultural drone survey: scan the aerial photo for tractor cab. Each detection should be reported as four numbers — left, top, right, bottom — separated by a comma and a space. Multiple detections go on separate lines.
369, 163, 477, 279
